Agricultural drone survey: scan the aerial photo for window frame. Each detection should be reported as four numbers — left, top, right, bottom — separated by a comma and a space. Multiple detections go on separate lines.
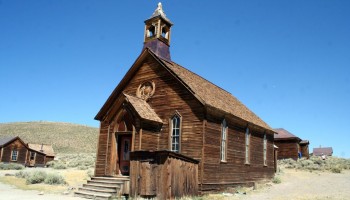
263, 134, 267, 166
169, 112, 182, 153
220, 119, 228, 162
11, 149, 18, 161
245, 127, 251, 165
30, 151, 36, 160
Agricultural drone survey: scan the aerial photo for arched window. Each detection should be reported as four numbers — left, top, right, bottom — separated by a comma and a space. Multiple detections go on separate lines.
221, 119, 228, 162
170, 114, 181, 153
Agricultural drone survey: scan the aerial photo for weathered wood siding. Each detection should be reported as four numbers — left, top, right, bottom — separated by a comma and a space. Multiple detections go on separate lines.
35, 153, 46, 167
274, 140, 299, 160
95, 121, 112, 176
202, 114, 275, 191
45, 156, 54, 164
130, 151, 199, 199
0, 139, 28, 165
300, 144, 309, 159
122, 58, 205, 160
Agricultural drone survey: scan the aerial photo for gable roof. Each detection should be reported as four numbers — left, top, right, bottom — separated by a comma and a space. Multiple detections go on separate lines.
274, 128, 301, 141
28, 143, 55, 157
0, 136, 28, 148
124, 93, 163, 124
95, 48, 272, 131
0, 136, 18, 147
313, 147, 333, 156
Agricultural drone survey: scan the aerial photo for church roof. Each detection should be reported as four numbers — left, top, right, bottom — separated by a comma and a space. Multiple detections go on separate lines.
157, 55, 272, 131
124, 93, 163, 124
146, 2, 173, 25
94, 48, 273, 132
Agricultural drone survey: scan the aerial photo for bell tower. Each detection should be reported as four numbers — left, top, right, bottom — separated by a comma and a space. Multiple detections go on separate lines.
143, 2, 173, 60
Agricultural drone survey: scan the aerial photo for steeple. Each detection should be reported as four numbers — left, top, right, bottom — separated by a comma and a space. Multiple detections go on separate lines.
143, 2, 173, 60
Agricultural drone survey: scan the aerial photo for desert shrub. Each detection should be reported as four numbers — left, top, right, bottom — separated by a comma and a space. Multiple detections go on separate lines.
78, 165, 88, 170
15, 171, 30, 179
47, 161, 67, 169
0, 163, 24, 170
26, 170, 47, 184
58, 153, 95, 169
44, 173, 66, 185
272, 176, 281, 184
331, 166, 342, 173
279, 158, 297, 169
53, 162, 67, 169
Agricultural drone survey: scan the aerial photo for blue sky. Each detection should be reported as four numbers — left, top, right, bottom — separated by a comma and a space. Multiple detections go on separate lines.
0, 1, 349, 158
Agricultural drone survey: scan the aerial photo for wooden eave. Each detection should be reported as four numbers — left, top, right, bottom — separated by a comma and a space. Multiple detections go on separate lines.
274, 137, 302, 142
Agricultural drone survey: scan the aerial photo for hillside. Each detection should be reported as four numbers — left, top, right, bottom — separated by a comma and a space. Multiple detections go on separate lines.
0, 121, 99, 153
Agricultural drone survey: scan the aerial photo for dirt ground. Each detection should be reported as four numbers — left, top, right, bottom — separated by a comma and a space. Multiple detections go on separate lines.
207, 169, 350, 200
1, 168, 350, 199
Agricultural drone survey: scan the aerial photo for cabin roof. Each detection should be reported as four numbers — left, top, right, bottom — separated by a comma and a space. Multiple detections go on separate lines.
274, 128, 301, 141
0, 136, 26, 148
313, 147, 333, 156
300, 140, 309, 145
0, 136, 19, 147
95, 48, 273, 132
124, 93, 163, 124
28, 143, 55, 157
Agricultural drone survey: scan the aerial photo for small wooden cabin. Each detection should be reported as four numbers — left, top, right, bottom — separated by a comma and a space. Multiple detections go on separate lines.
274, 128, 309, 160
313, 147, 333, 156
27, 143, 55, 167
0, 136, 29, 165
94, 3, 276, 198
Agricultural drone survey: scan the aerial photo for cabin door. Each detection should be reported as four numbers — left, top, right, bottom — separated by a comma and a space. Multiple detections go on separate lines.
118, 135, 132, 175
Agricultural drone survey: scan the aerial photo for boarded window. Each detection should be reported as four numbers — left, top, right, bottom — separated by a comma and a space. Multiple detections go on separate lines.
170, 114, 181, 153
11, 150, 18, 161
220, 119, 228, 162
263, 134, 267, 166
245, 128, 250, 164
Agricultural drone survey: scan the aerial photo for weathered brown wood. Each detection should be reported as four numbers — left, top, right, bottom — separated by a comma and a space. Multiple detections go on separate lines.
274, 140, 299, 160
130, 150, 199, 199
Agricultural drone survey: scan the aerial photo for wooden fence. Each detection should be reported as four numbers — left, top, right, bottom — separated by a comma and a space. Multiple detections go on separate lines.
130, 150, 199, 199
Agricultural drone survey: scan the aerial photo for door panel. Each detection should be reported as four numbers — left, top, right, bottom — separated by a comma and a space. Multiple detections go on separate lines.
119, 135, 132, 175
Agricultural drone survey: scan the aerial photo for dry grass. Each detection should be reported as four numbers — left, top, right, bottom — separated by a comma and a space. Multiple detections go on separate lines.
0, 121, 98, 153
0, 168, 91, 194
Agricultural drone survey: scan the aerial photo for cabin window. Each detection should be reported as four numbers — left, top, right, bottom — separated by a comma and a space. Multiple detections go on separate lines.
11, 150, 18, 161
170, 114, 181, 153
30, 151, 36, 160
220, 119, 228, 162
245, 128, 250, 164
263, 134, 267, 166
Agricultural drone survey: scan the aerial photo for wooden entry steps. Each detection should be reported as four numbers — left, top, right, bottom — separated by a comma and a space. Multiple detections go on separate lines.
75, 176, 130, 200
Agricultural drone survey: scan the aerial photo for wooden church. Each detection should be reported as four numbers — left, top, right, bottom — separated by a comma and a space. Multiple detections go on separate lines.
92, 3, 276, 199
